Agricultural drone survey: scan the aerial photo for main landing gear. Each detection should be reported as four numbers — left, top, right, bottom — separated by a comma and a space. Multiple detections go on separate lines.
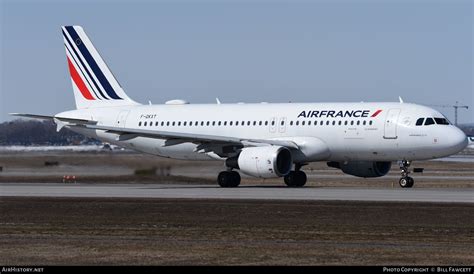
284, 164, 307, 187
217, 170, 241, 188
399, 160, 414, 188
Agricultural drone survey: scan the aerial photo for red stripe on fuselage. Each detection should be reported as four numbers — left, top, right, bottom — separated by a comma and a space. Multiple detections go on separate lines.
67, 57, 95, 100
371, 109, 382, 117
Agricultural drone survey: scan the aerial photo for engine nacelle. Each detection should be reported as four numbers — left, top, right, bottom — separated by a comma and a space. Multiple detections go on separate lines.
226, 146, 292, 178
327, 161, 392, 178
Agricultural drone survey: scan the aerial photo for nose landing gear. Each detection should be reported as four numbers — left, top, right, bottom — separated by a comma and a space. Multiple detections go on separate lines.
399, 160, 414, 188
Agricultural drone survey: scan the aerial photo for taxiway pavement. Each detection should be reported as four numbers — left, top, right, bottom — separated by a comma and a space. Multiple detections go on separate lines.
1, 183, 472, 203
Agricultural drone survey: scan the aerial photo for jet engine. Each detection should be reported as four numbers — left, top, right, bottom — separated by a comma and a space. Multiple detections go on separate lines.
327, 161, 392, 178
226, 146, 292, 178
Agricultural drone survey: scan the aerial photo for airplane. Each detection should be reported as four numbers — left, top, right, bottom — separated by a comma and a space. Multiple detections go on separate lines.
11, 26, 468, 188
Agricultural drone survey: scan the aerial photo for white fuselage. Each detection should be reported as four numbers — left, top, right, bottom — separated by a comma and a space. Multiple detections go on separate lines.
58, 102, 468, 163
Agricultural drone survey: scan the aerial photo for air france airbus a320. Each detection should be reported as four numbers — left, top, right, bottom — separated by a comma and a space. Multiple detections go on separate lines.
12, 26, 468, 188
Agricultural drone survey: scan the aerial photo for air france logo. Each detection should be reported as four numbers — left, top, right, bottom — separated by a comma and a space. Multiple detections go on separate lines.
297, 109, 382, 118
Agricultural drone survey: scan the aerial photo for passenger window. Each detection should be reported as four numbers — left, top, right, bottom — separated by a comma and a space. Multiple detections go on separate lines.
332, 121, 336, 125
302, 121, 305, 126
320, 121, 324, 126
212, 121, 215, 126
290, 121, 293, 126
144, 122, 147, 126
363, 121, 366, 126
138, 122, 142, 126
416, 118, 424, 126
338, 121, 342, 125
201, 121, 204, 126
172, 122, 175, 126
308, 121, 311, 126
369, 121, 373, 125
350, 121, 354, 126
296, 121, 299, 126
356, 121, 360, 126
326, 121, 330, 125
425, 118, 435, 126
229, 121, 233, 126
236, 121, 239, 126
281, 120, 284, 126
344, 121, 348, 125
259, 121, 262, 126
265, 121, 268, 126
206, 121, 210, 126
247, 121, 251, 126
271, 121, 275, 126
224, 121, 227, 126
178, 122, 181, 126
253, 121, 257, 126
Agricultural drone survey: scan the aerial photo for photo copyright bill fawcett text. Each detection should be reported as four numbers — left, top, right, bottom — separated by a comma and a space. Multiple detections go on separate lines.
383, 267, 473, 273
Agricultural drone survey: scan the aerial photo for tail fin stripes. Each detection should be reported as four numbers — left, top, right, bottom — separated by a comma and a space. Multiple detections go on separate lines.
63, 29, 106, 100
66, 57, 95, 100
63, 26, 122, 100
62, 26, 138, 109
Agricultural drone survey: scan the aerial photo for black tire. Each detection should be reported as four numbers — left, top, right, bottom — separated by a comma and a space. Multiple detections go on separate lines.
399, 177, 409, 188
217, 171, 240, 188
218, 171, 230, 187
284, 171, 296, 187
294, 171, 307, 187
284, 171, 307, 187
399, 177, 414, 188
230, 171, 241, 187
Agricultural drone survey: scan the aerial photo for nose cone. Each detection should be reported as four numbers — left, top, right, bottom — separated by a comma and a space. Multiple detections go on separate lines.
447, 127, 468, 154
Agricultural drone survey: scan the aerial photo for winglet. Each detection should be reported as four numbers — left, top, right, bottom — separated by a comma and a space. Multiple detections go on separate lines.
399, 96, 404, 103
216, 98, 221, 104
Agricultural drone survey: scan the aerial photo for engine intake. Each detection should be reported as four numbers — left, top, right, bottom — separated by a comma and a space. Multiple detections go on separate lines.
327, 161, 392, 178
226, 146, 292, 178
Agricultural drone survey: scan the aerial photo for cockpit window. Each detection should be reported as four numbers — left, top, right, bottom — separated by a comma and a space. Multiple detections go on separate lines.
424, 118, 435, 126
416, 118, 424, 126
434, 118, 449, 125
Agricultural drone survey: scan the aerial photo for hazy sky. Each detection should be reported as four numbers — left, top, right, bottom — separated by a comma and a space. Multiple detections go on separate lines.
1, 0, 472, 123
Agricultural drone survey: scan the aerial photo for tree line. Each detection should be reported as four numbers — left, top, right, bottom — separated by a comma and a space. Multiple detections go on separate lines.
0, 119, 98, 145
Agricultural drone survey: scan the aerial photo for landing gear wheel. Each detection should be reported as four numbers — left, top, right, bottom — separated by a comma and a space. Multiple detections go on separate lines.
217, 171, 241, 188
284, 171, 307, 187
399, 176, 414, 188
398, 160, 415, 188
230, 171, 241, 187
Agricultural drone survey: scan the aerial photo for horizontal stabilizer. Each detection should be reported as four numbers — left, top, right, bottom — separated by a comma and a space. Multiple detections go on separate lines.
10, 113, 96, 125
